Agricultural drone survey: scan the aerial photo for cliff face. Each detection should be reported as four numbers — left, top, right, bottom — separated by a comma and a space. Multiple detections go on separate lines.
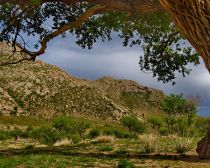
0, 43, 164, 120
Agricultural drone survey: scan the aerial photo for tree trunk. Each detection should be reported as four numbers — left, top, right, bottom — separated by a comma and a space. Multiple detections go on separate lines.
159, 0, 210, 159
196, 121, 210, 159
160, 0, 210, 72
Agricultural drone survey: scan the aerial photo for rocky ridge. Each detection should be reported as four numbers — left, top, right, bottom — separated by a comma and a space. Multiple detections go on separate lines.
0, 43, 165, 120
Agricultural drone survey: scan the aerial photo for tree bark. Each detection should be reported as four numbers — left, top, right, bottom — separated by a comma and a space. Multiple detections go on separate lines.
160, 0, 210, 72
159, 0, 210, 159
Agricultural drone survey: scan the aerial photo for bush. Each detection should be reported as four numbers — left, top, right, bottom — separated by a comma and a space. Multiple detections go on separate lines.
159, 127, 169, 136
70, 134, 81, 144
103, 127, 130, 139
97, 146, 113, 151
52, 116, 76, 134
0, 131, 11, 140
115, 147, 128, 157
140, 134, 159, 153
75, 119, 90, 138
147, 115, 163, 131
121, 115, 146, 136
88, 129, 100, 139
30, 127, 60, 146
11, 127, 22, 140
175, 137, 193, 154
118, 159, 135, 168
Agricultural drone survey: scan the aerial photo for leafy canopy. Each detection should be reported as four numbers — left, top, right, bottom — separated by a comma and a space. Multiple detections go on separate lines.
0, 2, 199, 84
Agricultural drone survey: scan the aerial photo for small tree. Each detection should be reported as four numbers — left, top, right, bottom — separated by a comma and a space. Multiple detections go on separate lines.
147, 115, 163, 132
162, 94, 197, 135
75, 119, 90, 138
121, 115, 146, 136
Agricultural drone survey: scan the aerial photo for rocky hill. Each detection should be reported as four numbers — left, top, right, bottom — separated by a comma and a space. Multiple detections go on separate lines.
0, 43, 165, 120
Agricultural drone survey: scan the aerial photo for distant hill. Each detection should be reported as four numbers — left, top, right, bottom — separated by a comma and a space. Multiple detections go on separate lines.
0, 43, 165, 120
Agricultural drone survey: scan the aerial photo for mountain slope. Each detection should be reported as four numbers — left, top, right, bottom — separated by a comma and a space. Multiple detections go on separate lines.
0, 43, 164, 120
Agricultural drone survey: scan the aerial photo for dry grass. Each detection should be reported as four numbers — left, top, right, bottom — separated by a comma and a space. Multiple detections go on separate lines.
53, 139, 73, 147
140, 134, 159, 153
175, 137, 194, 154
92, 136, 115, 143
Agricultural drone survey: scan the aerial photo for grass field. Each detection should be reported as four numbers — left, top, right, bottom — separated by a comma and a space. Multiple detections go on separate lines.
0, 116, 210, 167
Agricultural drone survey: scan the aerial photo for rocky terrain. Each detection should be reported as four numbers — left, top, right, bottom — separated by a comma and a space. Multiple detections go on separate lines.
0, 43, 165, 120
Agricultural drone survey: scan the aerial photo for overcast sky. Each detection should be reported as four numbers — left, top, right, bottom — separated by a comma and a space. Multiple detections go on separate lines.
39, 34, 210, 106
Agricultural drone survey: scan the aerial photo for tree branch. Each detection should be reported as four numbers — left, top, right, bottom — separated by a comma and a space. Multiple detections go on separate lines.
0, 4, 106, 65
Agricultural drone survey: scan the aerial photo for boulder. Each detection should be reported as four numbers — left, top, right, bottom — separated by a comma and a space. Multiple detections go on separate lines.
196, 121, 210, 159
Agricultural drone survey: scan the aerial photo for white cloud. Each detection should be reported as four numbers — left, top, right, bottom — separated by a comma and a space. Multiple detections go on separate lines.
40, 35, 210, 105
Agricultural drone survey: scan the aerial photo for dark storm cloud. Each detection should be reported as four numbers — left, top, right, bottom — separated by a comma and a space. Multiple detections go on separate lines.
40, 35, 210, 106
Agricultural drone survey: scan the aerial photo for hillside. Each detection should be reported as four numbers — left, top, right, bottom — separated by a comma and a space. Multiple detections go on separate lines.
0, 43, 165, 120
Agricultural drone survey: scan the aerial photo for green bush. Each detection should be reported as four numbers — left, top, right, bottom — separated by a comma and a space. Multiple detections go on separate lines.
115, 147, 128, 157
11, 127, 22, 140
88, 129, 100, 139
147, 115, 163, 131
70, 134, 81, 144
75, 119, 90, 138
52, 116, 76, 134
30, 127, 60, 146
118, 159, 135, 168
0, 131, 11, 140
97, 146, 113, 151
159, 127, 169, 136
103, 127, 130, 139
121, 115, 146, 136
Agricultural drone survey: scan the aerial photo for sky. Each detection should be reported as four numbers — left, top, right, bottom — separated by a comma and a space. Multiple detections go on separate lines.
39, 34, 210, 106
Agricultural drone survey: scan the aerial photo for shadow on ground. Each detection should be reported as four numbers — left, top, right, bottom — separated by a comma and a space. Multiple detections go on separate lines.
0, 146, 209, 163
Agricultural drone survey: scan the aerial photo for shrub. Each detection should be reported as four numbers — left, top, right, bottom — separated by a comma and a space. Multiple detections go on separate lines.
103, 127, 130, 139
88, 129, 100, 139
70, 134, 81, 144
147, 115, 163, 131
159, 127, 169, 136
30, 127, 60, 146
11, 127, 22, 140
75, 119, 90, 138
97, 146, 113, 151
175, 137, 193, 154
121, 115, 146, 136
118, 159, 136, 168
0, 131, 11, 140
140, 134, 159, 153
115, 147, 128, 157
52, 116, 76, 134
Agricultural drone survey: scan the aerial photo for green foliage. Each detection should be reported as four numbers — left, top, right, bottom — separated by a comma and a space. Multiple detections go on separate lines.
159, 127, 169, 136
74, 119, 90, 138
30, 127, 60, 146
88, 129, 100, 139
118, 159, 135, 168
11, 127, 22, 140
161, 94, 197, 134
0, 2, 199, 84
121, 115, 146, 136
115, 147, 128, 157
52, 116, 76, 135
147, 115, 163, 131
97, 146, 113, 151
103, 127, 130, 139
0, 131, 11, 140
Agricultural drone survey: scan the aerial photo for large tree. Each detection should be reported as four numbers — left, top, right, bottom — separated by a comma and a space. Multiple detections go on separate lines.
0, 0, 209, 158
